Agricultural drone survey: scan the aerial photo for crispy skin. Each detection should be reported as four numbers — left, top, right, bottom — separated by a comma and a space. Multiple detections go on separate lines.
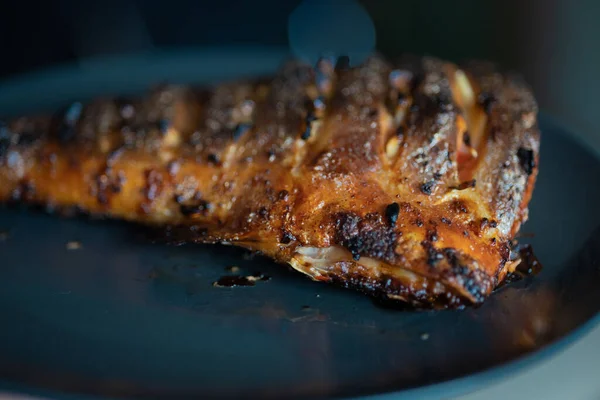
0, 55, 540, 308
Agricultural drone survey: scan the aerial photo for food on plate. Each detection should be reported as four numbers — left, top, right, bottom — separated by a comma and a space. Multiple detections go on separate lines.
0, 54, 540, 308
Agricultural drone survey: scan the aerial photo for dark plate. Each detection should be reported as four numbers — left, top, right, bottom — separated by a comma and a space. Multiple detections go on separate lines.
0, 49, 599, 400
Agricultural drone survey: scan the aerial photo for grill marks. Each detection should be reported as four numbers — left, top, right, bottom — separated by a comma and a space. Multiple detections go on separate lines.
311, 56, 392, 174
188, 82, 256, 163
1, 58, 530, 218
4, 57, 475, 196
0, 55, 541, 308
394, 57, 461, 195
463, 61, 540, 236
237, 62, 315, 164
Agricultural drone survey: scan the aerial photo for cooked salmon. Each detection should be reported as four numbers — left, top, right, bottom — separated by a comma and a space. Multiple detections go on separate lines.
0, 55, 540, 308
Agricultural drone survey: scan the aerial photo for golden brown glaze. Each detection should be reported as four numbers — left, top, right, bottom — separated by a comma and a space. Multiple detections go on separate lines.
0, 55, 540, 308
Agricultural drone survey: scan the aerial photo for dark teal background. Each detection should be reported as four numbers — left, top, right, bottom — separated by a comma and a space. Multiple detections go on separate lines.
1, 0, 598, 148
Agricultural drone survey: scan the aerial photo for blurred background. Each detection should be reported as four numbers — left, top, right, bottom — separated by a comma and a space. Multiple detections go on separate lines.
0, 1, 599, 399
0, 0, 599, 150
0, 0, 600, 147
0, 0, 599, 151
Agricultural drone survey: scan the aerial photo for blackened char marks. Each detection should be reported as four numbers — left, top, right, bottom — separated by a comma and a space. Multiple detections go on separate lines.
189, 83, 252, 157
422, 241, 444, 266
89, 165, 125, 207
420, 180, 436, 195
419, 241, 494, 303
10, 180, 35, 202
324, 267, 467, 309
478, 92, 497, 114
384, 202, 400, 225
277, 190, 289, 201
240, 62, 314, 161
180, 201, 211, 217
314, 56, 391, 173
517, 147, 536, 175
441, 247, 495, 303
334, 212, 397, 262
329, 56, 390, 113
447, 267, 493, 304
1, 119, 46, 157
400, 57, 460, 191
280, 230, 296, 244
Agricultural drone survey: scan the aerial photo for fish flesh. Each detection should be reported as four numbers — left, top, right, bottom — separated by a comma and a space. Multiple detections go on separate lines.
0, 55, 540, 308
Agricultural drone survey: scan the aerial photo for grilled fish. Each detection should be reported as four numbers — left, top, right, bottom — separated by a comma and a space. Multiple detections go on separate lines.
0, 55, 540, 308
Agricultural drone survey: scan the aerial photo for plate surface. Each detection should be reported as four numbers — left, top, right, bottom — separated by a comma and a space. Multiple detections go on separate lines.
0, 49, 600, 400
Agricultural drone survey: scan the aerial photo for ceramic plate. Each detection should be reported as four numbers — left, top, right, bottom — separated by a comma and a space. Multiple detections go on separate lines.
0, 49, 599, 400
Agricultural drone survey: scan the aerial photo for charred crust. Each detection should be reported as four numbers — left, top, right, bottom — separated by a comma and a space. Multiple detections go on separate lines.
410, 72, 425, 93
463, 131, 471, 146
0, 56, 538, 309
457, 179, 476, 190
16, 131, 38, 147
395, 126, 405, 139
277, 190, 289, 201
499, 242, 511, 263
91, 167, 124, 206
325, 271, 468, 309
449, 267, 490, 304
420, 180, 436, 195
280, 230, 295, 244
480, 218, 489, 230
258, 206, 269, 219
180, 201, 211, 217
234, 123, 252, 140
426, 229, 438, 242
207, 153, 220, 165
517, 147, 535, 175
422, 240, 444, 266
10, 180, 35, 202
478, 92, 497, 114
398, 201, 413, 213
334, 212, 397, 262
301, 113, 317, 141
428, 246, 493, 304
451, 200, 469, 214
300, 127, 311, 141
384, 202, 400, 225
